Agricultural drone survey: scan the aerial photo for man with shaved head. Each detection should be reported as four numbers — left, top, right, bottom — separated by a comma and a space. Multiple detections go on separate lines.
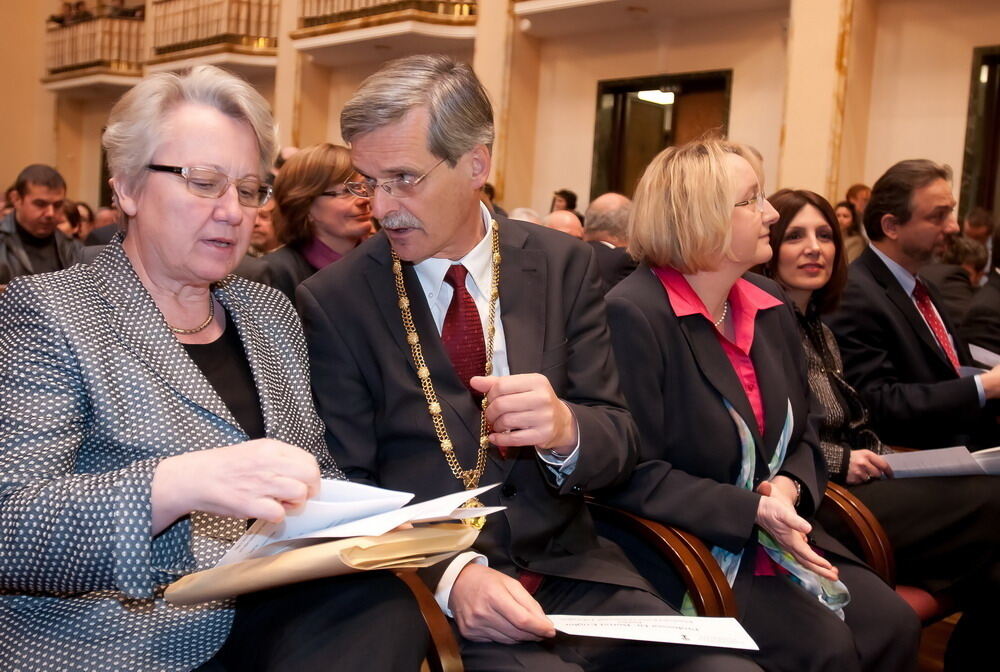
541, 209, 584, 239
583, 192, 637, 291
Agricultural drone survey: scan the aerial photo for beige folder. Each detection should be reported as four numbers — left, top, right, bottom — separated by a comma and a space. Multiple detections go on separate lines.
164, 523, 479, 605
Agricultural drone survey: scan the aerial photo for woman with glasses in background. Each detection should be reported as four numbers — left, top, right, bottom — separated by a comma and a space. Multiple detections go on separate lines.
264, 143, 372, 305
0, 66, 427, 671
604, 138, 919, 671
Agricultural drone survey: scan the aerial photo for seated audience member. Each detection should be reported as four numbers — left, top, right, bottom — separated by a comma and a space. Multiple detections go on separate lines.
845, 183, 871, 219
265, 143, 371, 305
0, 65, 427, 672
920, 235, 987, 325
1, 185, 15, 218
249, 197, 279, 257
541, 208, 584, 238
961, 225, 1000, 356
826, 160, 1000, 450
550, 187, 585, 223
0, 164, 83, 289
834, 201, 866, 263
481, 182, 507, 217
583, 192, 637, 291
507, 206, 540, 224
76, 200, 96, 241
55, 199, 83, 240
963, 206, 995, 282
765, 188, 1000, 671
299, 53, 761, 672
605, 138, 919, 672
85, 206, 120, 245
47, 1, 73, 25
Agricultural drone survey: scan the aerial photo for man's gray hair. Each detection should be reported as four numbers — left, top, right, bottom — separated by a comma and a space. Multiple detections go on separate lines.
102, 65, 276, 192
585, 193, 632, 240
340, 54, 494, 165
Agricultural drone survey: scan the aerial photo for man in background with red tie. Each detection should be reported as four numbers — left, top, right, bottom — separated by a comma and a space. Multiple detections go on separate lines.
827, 159, 1000, 450
299, 54, 761, 671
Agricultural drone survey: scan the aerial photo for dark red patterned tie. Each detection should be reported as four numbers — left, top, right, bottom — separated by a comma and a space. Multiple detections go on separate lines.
913, 280, 960, 373
442, 265, 486, 392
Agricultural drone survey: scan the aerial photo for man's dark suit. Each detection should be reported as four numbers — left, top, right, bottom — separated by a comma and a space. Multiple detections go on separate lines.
298, 217, 757, 670
586, 240, 637, 293
961, 270, 1000, 356
826, 247, 1000, 449
920, 262, 977, 325
605, 266, 919, 672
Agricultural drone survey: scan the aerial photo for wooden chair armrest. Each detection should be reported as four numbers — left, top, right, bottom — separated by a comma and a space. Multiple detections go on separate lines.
394, 570, 464, 672
822, 483, 896, 586
587, 500, 738, 617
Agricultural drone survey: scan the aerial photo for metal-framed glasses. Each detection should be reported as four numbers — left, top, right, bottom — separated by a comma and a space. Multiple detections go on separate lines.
345, 158, 446, 199
319, 186, 355, 199
146, 164, 273, 207
734, 190, 766, 213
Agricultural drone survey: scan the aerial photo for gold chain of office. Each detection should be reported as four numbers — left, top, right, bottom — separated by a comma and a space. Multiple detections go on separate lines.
390, 220, 501, 529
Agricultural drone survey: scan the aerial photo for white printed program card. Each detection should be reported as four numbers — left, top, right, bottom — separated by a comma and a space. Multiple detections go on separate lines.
548, 615, 759, 651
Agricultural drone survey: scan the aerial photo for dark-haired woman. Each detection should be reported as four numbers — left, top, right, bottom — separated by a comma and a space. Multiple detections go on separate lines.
764, 187, 1000, 671
834, 200, 866, 263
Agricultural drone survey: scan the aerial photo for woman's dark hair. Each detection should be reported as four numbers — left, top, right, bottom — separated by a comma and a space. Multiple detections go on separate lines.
762, 189, 847, 314
551, 188, 577, 211
834, 200, 860, 236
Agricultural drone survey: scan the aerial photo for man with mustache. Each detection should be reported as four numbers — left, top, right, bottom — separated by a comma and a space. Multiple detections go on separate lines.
298, 55, 760, 671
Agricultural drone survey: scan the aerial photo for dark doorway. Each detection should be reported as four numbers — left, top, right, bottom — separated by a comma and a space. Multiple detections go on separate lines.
591, 70, 731, 198
960, 46, 1000, 221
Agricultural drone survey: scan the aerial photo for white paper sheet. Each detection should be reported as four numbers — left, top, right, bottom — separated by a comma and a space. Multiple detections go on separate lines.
548, 615, 758, 651
969, 344, 1000, 367
881, 446, 984, 478
217, 482, 502, 565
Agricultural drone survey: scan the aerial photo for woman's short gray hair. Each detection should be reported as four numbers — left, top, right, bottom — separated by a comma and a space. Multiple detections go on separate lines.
340, 54, 494, 166
102, 65, 276, 191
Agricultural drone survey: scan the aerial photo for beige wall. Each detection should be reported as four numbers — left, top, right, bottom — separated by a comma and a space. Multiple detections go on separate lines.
525, 8, 788, 215
0, 2, 58, 188
864, 0, 1000, 193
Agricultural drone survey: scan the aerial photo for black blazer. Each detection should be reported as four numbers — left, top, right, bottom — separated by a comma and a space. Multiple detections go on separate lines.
587, 240, 637, 293
961, 271, 1000, 357
297, 217, 648, 591
605, 267, 848, 603
825, 247, 998, 449
263, 244, 316, 306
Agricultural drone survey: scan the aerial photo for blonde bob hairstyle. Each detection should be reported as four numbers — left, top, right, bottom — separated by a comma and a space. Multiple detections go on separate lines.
628, 138, 763, 273
102, 65, 276, 194
272, 143, 355, 248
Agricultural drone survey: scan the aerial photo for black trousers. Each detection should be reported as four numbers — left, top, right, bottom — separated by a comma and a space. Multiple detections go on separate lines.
454, 576, 764, 671
200, 571, 429, 671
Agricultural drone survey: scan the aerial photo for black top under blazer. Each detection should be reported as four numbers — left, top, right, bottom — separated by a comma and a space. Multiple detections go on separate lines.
297, 217, 653, 593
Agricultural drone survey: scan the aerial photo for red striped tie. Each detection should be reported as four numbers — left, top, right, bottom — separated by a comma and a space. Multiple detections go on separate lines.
913, 280, 961, 373
442, 265, 486, 392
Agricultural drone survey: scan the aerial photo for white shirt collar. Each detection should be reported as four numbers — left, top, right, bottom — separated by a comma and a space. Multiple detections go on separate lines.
413, 202, 495, 300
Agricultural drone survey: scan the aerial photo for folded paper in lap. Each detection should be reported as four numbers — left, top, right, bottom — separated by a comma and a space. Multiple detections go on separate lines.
165, 523, 479, 605
881, 445, 1000, 478
164, 481, 503, 605
548, 615, 759, 651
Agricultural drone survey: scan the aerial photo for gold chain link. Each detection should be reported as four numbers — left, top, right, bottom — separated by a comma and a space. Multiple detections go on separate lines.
390, 221, 501, 525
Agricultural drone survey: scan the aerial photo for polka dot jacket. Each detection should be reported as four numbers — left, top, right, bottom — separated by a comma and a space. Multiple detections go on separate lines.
0, 241, 342, 671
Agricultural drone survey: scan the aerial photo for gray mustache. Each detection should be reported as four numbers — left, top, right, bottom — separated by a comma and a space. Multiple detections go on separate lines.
379, 211, 424, 231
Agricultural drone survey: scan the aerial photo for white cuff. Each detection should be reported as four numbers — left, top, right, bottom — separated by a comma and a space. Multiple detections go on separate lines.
434, 551, 488, 617
536, 404, 581, 484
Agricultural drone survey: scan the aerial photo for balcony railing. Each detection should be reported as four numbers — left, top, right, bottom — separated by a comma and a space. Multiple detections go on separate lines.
45, 16, 144, 76
151, 0, 279, 55
299, 0, 476, 29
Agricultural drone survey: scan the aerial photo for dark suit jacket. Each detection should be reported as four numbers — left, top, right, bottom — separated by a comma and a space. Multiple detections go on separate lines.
604, 267, 847, 602
826, 247, 999, 449
920, 262, 977, 326
961, 270, 1000, 357
587, 240, 637, 293
263, 244, 316, 305
298, 217, 649, 592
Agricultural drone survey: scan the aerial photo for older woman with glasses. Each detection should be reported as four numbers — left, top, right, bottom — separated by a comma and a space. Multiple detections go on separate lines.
604, 138, 919, 671
764, 187, 1000, 671
264, 143, 372, 305
0, 66, 426, 671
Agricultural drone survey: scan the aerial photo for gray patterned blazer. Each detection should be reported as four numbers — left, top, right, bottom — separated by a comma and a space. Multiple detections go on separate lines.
0, 242, 340, 671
